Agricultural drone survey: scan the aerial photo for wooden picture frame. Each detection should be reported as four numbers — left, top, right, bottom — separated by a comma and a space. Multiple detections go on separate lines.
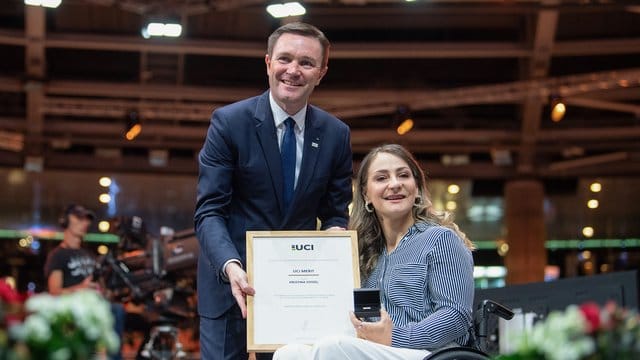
246, 230, 360, 352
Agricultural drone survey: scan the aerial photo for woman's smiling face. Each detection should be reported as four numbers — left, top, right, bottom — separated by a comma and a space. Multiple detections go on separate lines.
364, 152, 418, 223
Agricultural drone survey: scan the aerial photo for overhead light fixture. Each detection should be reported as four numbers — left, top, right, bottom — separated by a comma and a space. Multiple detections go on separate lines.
99, 176, 112, 187
24, 0, 62, 8
266, 2, 306, 18
99, 193, 111, 203
125, 110, 142, 141
141, 21, 182, 39
447, 184, 460, 195
98, 221, 110, 233
395, 105, 414, 135
550, 95, 566, 122
582, 226, 594, 238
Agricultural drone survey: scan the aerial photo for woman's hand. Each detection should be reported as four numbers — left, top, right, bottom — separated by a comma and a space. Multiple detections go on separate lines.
350, 309, 393, 346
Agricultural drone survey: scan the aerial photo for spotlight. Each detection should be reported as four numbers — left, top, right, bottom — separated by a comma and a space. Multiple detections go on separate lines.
125, 110, 142, 141
141, 21, 182, 38
266, 2, 306, 18
550, 95, 566, 122
99, 176, 112, 187
395, 105, 414, 135
25, 0, 62, 8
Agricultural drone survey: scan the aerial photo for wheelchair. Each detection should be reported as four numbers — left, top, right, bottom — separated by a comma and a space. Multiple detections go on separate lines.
424, 299, 514, 360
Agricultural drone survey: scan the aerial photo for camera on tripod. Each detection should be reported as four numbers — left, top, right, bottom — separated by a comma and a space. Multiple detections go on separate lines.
94, 216, 199, 360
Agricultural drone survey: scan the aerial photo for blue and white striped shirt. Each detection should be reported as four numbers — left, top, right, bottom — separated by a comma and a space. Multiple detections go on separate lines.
363, 221, 475, 350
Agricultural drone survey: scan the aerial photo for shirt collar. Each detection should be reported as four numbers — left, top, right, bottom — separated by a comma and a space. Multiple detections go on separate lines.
269, 92, 306, 131
413, 221, 430, 233
388, 222, 429, 254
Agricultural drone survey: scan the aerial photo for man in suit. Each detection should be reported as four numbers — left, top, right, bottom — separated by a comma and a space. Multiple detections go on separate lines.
194, 22, 353, 360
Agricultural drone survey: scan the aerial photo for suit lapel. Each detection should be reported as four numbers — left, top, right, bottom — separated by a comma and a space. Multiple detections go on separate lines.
253, 92, 286, 213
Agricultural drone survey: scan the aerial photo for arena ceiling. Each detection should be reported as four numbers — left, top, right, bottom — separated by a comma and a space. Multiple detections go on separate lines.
0, 0, 639, 180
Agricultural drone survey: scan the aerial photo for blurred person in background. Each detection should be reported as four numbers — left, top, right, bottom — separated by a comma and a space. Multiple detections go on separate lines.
44, 204, 125, 360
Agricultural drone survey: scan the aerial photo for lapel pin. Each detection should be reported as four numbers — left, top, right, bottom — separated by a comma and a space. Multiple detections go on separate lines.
311, 142, 319, 148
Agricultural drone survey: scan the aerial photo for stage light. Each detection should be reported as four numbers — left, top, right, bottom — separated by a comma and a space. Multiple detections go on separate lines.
125, 111, 142, 141
266, 2, 306, 18
97, 245, 109, 255
99, 193, 111, 203
395, 105, 414, 135
25, 0, 62, 8
98, 221, 110, 233
497, 242, 509, 257
99, 176, 112, 187
141, 22, 182, 39
446, 201, 457, 211
550, 95, 566, 122
396, 118, 414, 135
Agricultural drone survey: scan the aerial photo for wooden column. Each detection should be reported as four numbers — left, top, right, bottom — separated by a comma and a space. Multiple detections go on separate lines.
24, 5, 46, 160
504, 179, 547, 284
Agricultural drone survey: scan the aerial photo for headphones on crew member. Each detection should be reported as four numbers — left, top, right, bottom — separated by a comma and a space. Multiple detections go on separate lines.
58, 205, 73, 229
58, 204, 94, 229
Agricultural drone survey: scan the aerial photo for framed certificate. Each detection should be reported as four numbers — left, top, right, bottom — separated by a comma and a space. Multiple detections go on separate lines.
246, 230, 360, 352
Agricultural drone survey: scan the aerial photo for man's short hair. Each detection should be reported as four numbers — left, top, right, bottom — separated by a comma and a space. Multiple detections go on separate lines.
267, 22, 331, 68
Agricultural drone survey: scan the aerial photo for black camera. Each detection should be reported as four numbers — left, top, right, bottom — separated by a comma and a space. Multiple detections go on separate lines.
95, 218, 198, 318
94, 219, 199, 358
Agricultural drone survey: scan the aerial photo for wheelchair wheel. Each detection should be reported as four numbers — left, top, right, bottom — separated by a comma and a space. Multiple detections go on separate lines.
423, 346, 490, 360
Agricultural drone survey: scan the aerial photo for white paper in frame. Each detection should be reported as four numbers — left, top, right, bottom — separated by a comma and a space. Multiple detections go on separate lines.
246, 230, 360, 352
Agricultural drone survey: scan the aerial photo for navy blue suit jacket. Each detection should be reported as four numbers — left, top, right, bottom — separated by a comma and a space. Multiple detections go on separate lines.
195, 91, 353, 318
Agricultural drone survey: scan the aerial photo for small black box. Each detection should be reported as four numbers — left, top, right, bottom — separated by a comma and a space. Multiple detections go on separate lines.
354, 288, 381, 320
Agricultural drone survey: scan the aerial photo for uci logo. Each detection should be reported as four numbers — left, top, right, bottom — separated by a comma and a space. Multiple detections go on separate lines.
291, 244, 315, 251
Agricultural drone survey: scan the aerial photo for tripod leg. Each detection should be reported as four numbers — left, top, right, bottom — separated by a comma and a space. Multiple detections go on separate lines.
140, 327, 158, 359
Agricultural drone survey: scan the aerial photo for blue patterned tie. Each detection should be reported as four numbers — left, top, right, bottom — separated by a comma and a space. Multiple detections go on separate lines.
281, 117, 296, 212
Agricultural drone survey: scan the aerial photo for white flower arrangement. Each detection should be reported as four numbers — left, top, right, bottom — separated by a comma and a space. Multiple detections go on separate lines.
496, 302, 640, 360
512, 305, 595, 360
9, 290, 119, 360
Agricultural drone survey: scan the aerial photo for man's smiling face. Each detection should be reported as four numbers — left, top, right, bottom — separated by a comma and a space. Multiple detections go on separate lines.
265, 33, 327, 115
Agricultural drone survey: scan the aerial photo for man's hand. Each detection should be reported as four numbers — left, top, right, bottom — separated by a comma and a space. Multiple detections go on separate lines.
225, 262, 255, 318
350, 309, 393, 346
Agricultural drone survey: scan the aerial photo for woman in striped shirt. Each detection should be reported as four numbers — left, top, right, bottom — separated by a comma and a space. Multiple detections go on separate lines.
274, 144, 476, 359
